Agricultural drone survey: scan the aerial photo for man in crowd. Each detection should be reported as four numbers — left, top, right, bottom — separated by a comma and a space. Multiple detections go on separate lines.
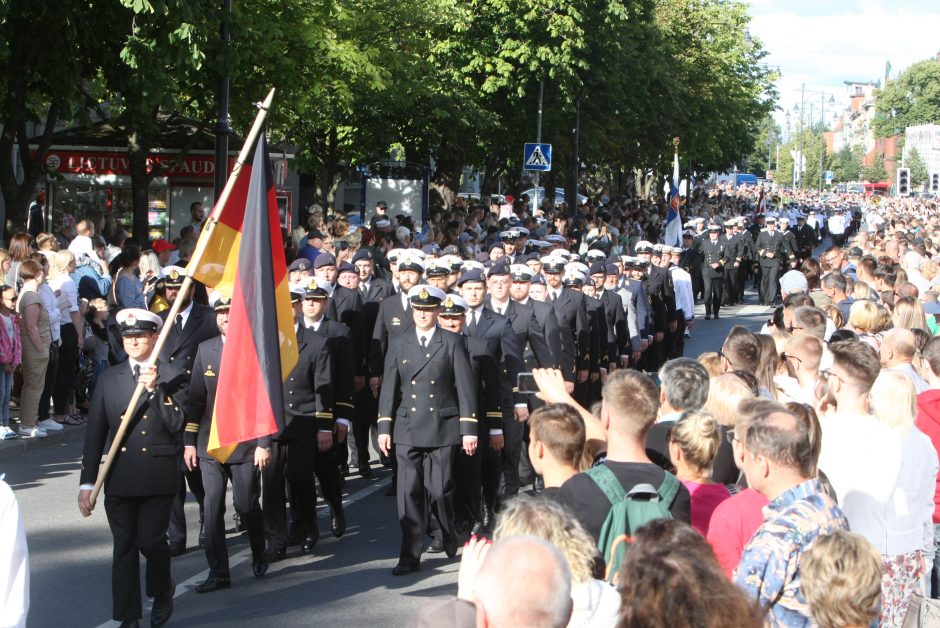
157, 266, 219, 556
78, 309, 189, 628
183, 294, 269, 593
377, 284, 476, 575
734, 402, 848, 625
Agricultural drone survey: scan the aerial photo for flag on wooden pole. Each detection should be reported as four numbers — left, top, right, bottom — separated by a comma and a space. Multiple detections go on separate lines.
189, 130, 297, 461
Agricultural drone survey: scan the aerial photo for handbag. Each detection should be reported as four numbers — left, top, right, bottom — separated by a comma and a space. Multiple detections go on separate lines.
901, 594, 940, 628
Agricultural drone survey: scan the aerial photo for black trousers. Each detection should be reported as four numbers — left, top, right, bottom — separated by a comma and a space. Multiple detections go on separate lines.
200, 457, 265, 578
760, 263, 780, 305
104, 493, 175, 621
453, 433, 501, 525
722, 266, 738, 305
396, 443, 456, 566
262, 437, 319, 550
52, 323, 79, 414
37, 343, 59, 423
313, 436, 344, 509
168, 462, 205, 544
703, 272, 723, 316
351, 386, 378, 467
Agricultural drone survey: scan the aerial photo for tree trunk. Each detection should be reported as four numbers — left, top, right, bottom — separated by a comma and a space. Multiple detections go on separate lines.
128, 132, 153, 245
0, 100, 60, 243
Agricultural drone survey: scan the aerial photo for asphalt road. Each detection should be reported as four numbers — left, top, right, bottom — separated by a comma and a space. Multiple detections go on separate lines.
3, 281, 774, 628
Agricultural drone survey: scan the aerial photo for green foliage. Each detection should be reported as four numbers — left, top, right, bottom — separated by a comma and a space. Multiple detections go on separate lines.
827, 145, 864, 183
905, 147, 929, 188
0, 0, 780, 217
874, 59, 940, 138
862, 160, 887, 184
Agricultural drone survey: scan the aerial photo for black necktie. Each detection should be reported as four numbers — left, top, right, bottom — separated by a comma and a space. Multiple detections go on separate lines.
468, 311, 477, 334
550, 292, 557, 303
133, 365, 140, 382
175, 314, 183, 333
420, 336, 427, 350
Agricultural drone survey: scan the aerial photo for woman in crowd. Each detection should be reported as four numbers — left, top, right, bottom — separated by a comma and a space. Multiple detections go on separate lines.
48, 250, 84, 425
83, 298, 112, 399
111, 247, 145, 310
36, 232, 59, 263
15, 260, 52, 438
619, 519, 762, 628
493, 497, 620, 628
30, 252, 65, 434
138, 249, 168, 313
705, 373, 753, 484
800, 258, 831, 308
801, 530, 884, 628
847, 300, 886, 351
893, 295, 929, 333
5, 233, 32, 287
755, 334, 780, 400
667, 411, 732, 536
868, 370, 938, 628
0, 285, 21, 440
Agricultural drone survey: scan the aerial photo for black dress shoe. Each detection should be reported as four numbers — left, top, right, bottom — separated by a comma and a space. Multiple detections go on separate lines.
302, 530, 319, 554
168, 541, 185, 557
331, 507, 346, 538
359, 461, 372, 478
252, 559, 269, 577
444, 541, 458, 558
704, 314, 712, 320
392, 563, 420, 576
195, 575, 231, 593
233, 512, 245, 533
265, 546, 286, 562
119, 620, 140, 628
198, 522, 206, 548
150, 582, 175, 627
714, 313, 720, 319
427, 537, 444, 554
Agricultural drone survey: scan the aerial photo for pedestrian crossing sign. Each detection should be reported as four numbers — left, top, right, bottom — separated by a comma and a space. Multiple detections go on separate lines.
524, 143, 552, 172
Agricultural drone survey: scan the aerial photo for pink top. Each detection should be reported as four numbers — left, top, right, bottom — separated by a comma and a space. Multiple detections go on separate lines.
0, 312, 21, 366
682, 480, 732, 537
706, 488, 770, 578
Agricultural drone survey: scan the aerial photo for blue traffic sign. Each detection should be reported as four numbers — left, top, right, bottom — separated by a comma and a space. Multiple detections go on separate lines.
524, 143, 552, 172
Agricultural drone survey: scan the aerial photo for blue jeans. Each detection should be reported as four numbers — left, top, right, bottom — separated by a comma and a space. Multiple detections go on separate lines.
0, 367, 13, 427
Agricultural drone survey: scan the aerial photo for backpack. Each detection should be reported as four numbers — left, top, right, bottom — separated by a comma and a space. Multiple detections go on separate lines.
586, 464, 680, 584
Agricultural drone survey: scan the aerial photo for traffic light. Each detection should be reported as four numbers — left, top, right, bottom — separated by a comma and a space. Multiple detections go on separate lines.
931, 171, 940, 195
897, 167, 911, 197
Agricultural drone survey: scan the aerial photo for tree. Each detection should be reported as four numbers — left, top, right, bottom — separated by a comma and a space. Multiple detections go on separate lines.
749, 114, 783, 177
905, 147, 929, 188
862, 160, 887, 184
0, 1, 122, 238
874, 59, 940, 138
827, 145, 863, 183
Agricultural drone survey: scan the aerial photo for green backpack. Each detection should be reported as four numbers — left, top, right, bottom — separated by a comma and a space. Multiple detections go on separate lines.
586, 464, 680, 584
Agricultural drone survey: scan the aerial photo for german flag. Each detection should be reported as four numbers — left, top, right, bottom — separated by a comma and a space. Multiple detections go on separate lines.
189, 131, 298, 461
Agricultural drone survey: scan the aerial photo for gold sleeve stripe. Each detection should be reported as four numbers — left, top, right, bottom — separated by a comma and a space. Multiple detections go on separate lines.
336, 401, 354, 408
486, 412, 502, 418
378, 417, 393, 423
185, 424, 199, 432
315, 411, 334, 418
460, 417, 479, 423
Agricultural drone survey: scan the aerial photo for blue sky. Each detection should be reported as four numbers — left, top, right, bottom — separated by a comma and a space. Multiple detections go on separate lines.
746, 0, 940, 134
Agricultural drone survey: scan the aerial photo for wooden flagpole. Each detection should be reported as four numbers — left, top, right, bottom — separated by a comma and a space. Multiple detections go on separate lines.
89, 88, 277, 508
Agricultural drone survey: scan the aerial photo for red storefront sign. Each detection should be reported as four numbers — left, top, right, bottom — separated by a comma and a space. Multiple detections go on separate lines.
41, 150, 226, 178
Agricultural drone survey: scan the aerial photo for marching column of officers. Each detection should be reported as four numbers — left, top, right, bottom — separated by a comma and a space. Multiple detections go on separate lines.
78, 230, 699, 626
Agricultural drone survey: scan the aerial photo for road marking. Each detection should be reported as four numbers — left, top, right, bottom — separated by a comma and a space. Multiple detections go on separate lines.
95, 477, 391, 628
738, 304, 771, 315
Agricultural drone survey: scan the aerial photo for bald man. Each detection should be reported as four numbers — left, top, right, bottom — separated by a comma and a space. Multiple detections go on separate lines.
881, 328, 928, 393
474, 535, 572, 628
